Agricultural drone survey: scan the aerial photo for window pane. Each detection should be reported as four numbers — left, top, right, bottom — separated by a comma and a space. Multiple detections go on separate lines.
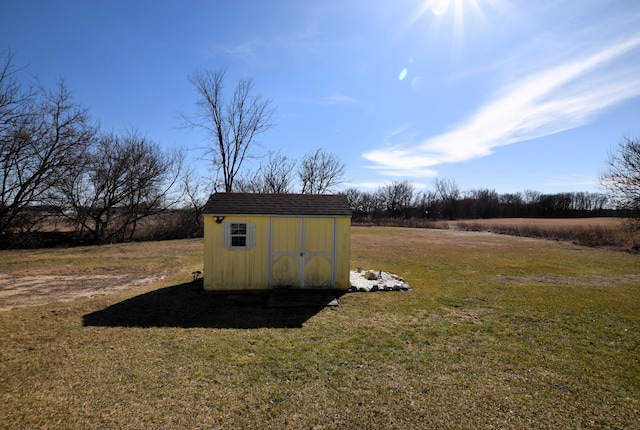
231, 223, 246, 235
231, 236, 246, 247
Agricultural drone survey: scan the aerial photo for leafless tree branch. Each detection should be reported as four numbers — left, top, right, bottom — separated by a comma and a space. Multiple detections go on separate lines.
184, 68, 275, 193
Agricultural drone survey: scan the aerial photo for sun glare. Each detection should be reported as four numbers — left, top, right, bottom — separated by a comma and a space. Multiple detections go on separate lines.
431, 0, 450, 16
407, 0, 508, 55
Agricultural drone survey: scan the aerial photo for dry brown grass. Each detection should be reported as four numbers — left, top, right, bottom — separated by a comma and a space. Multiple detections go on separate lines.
441, 217, 621, 228
434, 217, 638, 250
0, 228, 639, 429
0, 239, 203, 311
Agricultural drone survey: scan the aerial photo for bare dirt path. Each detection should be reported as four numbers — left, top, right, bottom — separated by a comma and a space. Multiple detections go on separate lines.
0, 238, 203, 311
0, 273, 166, 311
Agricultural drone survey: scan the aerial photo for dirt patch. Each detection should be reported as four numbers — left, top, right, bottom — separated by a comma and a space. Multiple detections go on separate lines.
0, 273, 166, 311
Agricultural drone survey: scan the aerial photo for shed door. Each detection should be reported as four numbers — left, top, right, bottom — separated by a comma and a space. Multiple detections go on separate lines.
269, 218, 336, 288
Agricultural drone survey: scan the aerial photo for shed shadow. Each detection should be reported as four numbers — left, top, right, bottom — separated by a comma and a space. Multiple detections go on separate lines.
83, 280, 339, 329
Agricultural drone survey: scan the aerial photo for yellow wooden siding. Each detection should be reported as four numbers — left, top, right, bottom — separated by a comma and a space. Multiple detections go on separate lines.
270, 218, 302, 287
304, 218, 333, 252
304, 256, 332, 286
271, 218, 300, 252
334, 217, 351, 289
303, 218, 334, 287
203, 216, 269, 291
204, 215, 351, 291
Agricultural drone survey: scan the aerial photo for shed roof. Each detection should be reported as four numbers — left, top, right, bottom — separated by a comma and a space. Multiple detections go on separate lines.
203, 193, 352, 217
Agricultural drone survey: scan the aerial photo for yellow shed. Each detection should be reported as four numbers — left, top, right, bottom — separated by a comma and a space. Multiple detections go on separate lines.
202, 193, 352, 292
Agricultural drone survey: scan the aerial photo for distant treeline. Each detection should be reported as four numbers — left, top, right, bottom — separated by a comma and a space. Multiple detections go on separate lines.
0, 189, 619, 249
345, 180, 616, 221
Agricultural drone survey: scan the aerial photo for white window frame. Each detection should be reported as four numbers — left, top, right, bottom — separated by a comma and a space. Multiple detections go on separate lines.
222, 220, 255, 250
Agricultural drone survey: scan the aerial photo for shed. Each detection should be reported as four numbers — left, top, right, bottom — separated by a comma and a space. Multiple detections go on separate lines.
202, 193, 352, 292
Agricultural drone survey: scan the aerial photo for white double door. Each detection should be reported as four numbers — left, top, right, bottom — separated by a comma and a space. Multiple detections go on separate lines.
269, 217, 336, 288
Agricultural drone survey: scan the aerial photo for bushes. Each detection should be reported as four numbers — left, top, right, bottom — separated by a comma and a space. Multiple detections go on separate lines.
0, 210, 203, 249
132, 211, 204, 242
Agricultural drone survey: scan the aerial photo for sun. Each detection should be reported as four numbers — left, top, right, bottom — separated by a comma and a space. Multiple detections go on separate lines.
408, 0, 508, 52
430, 0, 451, 16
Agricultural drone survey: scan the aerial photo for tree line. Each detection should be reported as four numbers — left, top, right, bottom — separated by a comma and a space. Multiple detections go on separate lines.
2, 49, 638, 248
0, 52, 185, 246
0, 54, 348, 247
183, 66, 634, 226
345, 179, 613, 222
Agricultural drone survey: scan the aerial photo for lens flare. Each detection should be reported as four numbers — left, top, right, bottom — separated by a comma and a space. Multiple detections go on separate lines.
399, 68, 408, 80
431, 0, 450, 16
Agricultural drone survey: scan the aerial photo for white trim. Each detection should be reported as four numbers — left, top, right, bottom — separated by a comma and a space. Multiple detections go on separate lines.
268, 218, 273, 287
222, 220, 255, 250
206, 213, 350, 219
300, 218, 306, 287
332, 218, 337, 285
222, 222, 230, 248
268, 217, 337, 289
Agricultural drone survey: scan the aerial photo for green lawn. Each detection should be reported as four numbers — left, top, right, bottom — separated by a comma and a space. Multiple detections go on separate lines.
1, 227, 638, 429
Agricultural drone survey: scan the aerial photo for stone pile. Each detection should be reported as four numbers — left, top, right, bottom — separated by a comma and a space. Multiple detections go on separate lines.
349, 268, 412, 292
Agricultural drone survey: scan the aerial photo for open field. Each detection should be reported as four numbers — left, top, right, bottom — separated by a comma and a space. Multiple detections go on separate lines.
430, 217, 637, 250
439, 217, 622, 228
1, 227, 639, 428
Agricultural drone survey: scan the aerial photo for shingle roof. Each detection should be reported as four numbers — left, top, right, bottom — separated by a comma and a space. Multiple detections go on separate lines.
202, 193, 352, 216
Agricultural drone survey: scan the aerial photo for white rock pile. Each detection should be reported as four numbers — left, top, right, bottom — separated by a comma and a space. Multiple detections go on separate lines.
349, 269, 412, 292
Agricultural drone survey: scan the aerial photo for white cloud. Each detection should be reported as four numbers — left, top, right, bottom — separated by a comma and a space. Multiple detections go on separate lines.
345, 181, 388, 190
540, 174, 601, 192
208, 40, 259, 63
363, 31, 640, 177
313, 92, 360, 106
346, 180, 430, 190
280, 91, 362, 108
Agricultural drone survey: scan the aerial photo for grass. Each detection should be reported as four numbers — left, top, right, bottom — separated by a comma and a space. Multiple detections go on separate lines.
1, 227, 639, 429
449, 217, 638, 250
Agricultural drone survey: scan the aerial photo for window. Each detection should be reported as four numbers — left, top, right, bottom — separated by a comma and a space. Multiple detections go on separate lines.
222, 221, 255, 249
230, 223, 247, 247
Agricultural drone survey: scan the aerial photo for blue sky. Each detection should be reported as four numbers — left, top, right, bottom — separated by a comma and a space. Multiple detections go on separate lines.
3, 0, 640, 194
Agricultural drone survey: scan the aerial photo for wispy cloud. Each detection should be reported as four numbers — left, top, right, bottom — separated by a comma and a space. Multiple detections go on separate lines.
206, 20, 327, 65
301, 91, 360, 106
346, 180, 429, 190
207, 40, 260, 64
363, 32, 640, 177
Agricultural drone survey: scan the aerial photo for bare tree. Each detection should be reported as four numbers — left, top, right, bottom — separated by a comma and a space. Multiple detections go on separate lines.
345, 187, 383, 219
261, 150, 296, 193
499, 192, 524, 217
0, 51, 32, 147
235, 150, 296, 193
179, 166, 208, 234
233, 169, 263, 193
462, 188, 499, 218
184, 68, 275, 193
379, 181, 414, 218
433, 178, 460, 219
0, 51, 32, 233
363, 190, 384, 218
1, 74, 97, 234
298, 148, 346, 194
601, 136, 640, 227
344, 187, 363, 214
55, 130, 182, 243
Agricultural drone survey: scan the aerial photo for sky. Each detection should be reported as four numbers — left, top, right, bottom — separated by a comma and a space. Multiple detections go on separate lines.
2, 0, 640, 195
